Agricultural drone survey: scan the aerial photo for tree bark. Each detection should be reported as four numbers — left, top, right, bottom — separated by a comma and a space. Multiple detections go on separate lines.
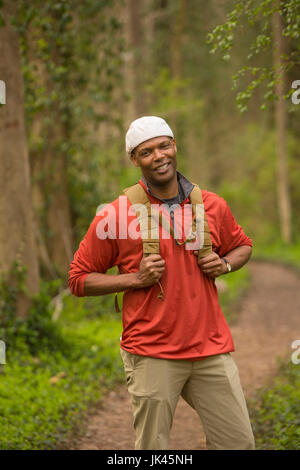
27, 22, 74, 278
0, 3, 40, 318
128, 0, 146, 116
171, 0, 187, 81
272, 6, 292, 243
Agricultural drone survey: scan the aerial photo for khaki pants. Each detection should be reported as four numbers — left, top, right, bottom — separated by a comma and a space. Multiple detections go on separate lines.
120, 348, 255, 450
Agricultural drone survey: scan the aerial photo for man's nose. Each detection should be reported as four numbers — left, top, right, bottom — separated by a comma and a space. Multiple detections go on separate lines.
153, 148, 165, 160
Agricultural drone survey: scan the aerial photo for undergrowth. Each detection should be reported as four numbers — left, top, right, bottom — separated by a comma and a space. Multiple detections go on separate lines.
249, 362, 300, 450
0, 263, 123, 450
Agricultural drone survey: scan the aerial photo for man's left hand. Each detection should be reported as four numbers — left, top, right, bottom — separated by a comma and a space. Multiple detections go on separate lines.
193, 251, 227, 278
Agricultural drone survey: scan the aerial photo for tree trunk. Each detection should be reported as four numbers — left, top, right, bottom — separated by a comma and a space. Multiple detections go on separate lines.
0, 3, 40, 318
272, 6, 292, 243
128, 0, 146, 117
171, 0, 187, 81
27, 34, 74, 278
30, 113, 58, 278
44, 129, 74, 278
170, 0, 187, 149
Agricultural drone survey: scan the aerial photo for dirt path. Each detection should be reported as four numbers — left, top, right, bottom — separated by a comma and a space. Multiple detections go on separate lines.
62, 261, 300, 450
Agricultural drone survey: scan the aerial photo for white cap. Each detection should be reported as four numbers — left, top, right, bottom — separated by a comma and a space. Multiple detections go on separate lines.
125, 116, 174, 155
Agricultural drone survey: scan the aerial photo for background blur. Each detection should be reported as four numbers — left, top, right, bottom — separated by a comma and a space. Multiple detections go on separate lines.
0, 0, 299, 451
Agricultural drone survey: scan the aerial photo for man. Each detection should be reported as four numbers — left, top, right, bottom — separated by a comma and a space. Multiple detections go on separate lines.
68, 116, 255, 450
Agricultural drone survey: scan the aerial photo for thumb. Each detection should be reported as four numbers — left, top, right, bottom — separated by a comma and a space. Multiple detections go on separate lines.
193, 250, 199, 256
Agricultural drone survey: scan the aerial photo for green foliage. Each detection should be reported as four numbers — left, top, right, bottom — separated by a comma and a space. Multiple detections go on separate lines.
0, 261, 70, 355
206, 0, 300, 112
249, 362, 300, 449
146, 66, 204, 173
253, 240, 300, 272
247, 242, 300, 449
218, 124, 277, 241
215, 122, 300, 246
218, 267, 251, 325
146, 67, 203, 122
0, 278, 123, 450
0, 262, 27, 344
9, 0, 124, 243
13, 0, 123, 122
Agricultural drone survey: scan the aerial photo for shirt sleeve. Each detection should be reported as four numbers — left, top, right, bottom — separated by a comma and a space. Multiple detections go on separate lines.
68, 207, 119, 297
218, 202, 253, 257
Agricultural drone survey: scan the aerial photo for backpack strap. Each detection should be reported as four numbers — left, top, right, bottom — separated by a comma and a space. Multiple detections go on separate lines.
114, 184, 164, 312
189, 184, 213, 260
123, 183, 160, 256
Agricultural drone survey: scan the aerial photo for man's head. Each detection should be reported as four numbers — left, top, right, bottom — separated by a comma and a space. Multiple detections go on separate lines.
125, 116, 177, 188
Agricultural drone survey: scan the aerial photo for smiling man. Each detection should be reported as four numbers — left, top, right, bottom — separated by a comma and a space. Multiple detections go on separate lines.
68, 116, 255, 450
130, 135, 178, 196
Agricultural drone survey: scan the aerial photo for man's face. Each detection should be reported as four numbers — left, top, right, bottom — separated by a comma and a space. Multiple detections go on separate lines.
130, 136, 177, 187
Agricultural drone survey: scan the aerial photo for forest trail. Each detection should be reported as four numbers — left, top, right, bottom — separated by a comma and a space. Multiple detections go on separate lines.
62, 260, 300, 450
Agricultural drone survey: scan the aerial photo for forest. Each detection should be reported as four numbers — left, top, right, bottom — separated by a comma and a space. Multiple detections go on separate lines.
0, 0, 299, 452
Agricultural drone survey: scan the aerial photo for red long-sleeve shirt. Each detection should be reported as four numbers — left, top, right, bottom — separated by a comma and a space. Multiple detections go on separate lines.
68, 178, 252, 360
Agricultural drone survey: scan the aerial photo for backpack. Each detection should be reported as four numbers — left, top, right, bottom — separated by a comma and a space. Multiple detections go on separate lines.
114, 182, 212, 312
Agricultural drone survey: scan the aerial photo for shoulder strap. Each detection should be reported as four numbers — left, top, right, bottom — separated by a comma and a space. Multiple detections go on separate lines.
189, 184, 213, 260
123, 183, 160, 256
115, 183, 163, 311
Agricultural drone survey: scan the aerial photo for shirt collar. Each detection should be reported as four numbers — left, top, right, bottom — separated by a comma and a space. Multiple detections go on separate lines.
141, 170, 194, 204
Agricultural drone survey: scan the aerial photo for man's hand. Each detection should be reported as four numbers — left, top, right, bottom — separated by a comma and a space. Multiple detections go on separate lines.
84, 254, 165, 295
193, 251, 227, 279
193, 245, 252, 279
135, 254, 165, 288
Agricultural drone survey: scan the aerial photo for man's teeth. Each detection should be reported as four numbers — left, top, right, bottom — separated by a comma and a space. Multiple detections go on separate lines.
157, 163, 168, 170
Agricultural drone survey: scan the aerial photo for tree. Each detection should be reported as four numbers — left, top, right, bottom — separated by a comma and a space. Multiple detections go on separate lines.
272, 5, 291, 243
15, 0, 124, 269
0, 2, 39, 318
206, 0, 300, 242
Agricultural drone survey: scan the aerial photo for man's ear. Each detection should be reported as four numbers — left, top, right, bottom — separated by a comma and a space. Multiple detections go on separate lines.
130, 152, 140, 167
172, 138, 177, 153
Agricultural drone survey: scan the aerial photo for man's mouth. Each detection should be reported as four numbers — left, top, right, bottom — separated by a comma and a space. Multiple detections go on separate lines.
155, 162, 170, 174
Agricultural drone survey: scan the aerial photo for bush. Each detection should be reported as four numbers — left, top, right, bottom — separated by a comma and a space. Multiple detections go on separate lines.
0, 270, 123, 450
249, 362, 300, 450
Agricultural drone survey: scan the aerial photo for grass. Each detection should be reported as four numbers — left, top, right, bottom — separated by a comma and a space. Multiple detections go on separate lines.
248, 240, 300, 450
249, 362, 300, 450
0, 279, 124, 450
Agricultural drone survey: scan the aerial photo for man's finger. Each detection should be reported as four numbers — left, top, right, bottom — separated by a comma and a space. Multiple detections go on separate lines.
199, 260, 221, 269
145, 254, 164, 261
197, 253, 219, 265
151, 259, 165, 266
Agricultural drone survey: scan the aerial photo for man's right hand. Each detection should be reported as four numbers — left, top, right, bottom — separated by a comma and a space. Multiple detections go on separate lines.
135, 254, 165, 288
